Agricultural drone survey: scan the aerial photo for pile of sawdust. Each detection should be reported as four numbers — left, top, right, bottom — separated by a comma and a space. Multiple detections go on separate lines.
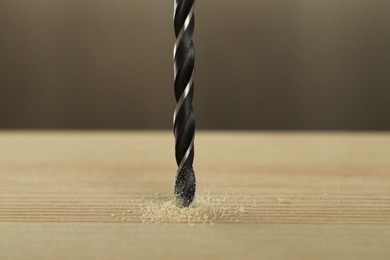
137, 193, 245, 224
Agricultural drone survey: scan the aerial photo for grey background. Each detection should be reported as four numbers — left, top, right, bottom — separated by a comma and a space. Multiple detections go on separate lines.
0, 0, 389, 130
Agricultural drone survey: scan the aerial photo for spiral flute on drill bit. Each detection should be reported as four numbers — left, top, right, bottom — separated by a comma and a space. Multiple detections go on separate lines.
173, 0, 196, 207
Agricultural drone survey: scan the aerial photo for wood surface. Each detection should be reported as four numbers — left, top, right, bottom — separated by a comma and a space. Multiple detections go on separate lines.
0, 131, 389, 259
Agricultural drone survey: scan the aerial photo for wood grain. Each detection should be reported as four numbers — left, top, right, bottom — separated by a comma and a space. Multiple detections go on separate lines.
0, 131, 389, 259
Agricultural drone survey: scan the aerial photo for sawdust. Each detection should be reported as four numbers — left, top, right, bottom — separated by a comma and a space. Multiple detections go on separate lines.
106, 191, 247, 224
136, 193, 245, 224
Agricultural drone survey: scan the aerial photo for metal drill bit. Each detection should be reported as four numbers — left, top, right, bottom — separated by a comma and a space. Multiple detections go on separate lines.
173, 0, 196, 207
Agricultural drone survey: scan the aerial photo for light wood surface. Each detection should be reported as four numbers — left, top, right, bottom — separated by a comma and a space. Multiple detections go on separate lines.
0, 131, 389, 259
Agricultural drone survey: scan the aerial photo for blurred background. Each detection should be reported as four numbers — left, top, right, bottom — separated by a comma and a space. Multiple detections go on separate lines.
0, 0, 389, 130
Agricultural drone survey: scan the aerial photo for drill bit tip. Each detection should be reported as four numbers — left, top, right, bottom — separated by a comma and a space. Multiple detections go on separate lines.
174, 167, 196, 207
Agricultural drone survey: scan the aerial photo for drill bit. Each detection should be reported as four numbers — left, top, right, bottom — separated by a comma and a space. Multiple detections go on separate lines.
173, 0, 196, 207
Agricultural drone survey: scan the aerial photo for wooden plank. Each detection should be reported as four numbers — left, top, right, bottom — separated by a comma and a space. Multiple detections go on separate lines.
0, 131, 389, 259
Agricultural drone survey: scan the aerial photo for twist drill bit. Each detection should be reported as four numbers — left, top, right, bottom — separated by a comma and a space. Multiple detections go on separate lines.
173, 0, 196, 207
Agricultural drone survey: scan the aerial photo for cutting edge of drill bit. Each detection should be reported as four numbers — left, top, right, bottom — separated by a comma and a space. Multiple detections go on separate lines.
173, 0, 195, 60
177, 134, 194, 174
173, 69, 195, 127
